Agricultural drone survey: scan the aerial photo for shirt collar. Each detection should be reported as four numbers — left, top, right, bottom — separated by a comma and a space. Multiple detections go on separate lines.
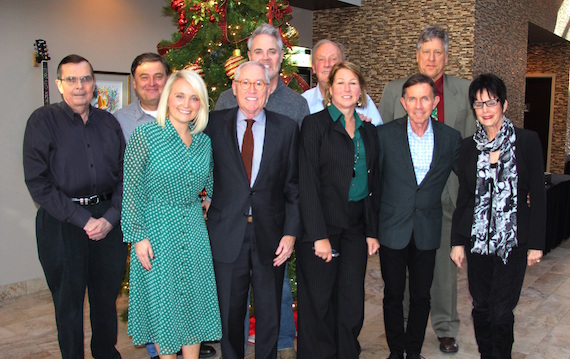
314, 84, 325, 102
407, 116, 434, 138
59, 101, 92, 123
237, 108, 267, 125
327, 102, 362, 129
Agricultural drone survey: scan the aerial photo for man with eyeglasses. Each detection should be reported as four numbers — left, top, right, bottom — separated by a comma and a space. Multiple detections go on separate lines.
215, 23, 310, 126
379, 26, 476, 354
214, 23, 308, 359
205, 61, 301, 359
23, 54, 127, 358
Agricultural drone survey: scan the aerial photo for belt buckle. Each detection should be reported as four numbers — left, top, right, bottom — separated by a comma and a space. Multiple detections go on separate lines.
88, 195, 100, 205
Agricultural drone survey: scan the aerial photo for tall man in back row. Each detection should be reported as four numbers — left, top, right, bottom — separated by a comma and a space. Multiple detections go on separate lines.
215, 23, 309, 359
379, 26, 476, 353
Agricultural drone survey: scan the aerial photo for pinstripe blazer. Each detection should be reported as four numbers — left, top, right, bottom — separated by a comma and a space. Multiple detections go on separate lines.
299, 108, 379, 243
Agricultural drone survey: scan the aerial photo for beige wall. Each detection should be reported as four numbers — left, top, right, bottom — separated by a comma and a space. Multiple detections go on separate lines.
313, 0, 570, 171
0, 0, 174, 293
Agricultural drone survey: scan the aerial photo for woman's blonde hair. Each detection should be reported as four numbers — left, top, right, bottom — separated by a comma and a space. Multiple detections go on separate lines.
156, 69, 209, 134
324, 61, 368, 108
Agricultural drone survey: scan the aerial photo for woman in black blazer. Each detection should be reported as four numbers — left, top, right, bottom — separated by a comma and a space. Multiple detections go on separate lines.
450, 73, 546, 358
296, 62, 379, 359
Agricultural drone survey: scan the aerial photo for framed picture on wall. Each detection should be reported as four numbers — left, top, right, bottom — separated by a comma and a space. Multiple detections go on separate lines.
91, 71, 130, 113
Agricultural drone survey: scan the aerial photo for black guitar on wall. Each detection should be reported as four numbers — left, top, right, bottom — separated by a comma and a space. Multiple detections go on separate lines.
34, 39, 51, 106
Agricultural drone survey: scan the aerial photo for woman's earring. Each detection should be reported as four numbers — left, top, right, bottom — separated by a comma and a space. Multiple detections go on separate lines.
357, 100, 362, 107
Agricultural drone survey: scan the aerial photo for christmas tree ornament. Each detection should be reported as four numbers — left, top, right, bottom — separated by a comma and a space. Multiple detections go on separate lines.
224, 49, 246, 80
184, 62, 205, 78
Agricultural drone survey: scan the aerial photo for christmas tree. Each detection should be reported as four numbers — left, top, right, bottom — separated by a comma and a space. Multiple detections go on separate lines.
120, 2, 305, 312
157, 0, 308, 105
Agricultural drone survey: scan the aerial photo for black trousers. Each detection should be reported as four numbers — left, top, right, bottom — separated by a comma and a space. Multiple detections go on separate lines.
467, 246, 527, 359
36, 201, 127, 359
379, 235, 436, 356
297, 200, 368, 359
214, 223, 285, 359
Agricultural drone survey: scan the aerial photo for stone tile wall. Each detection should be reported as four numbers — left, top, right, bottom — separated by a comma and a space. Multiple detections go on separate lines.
527, 43, 570, 173
312, 0, 570, 171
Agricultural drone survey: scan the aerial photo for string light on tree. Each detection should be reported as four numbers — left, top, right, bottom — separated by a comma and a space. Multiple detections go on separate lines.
157, 0, 307, 103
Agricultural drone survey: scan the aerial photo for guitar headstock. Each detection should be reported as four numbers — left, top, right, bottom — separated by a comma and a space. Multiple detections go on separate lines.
34, 39, 50, 64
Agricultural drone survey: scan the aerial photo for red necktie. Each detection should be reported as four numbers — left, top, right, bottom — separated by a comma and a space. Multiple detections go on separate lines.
241, 119, 255, 183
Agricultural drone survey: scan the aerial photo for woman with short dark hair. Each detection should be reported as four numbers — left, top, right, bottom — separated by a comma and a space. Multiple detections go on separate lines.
451, 73, 546, 358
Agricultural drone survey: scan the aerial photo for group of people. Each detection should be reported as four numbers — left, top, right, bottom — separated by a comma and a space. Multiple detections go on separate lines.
22, 23, 546, 359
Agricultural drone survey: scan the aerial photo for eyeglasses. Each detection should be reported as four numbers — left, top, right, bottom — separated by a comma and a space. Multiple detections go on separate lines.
235, 79, 268, 91
58, 76, 94, 85
473, 98, 499, 109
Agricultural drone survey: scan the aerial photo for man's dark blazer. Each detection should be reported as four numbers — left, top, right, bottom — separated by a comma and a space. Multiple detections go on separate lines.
205, 108, 301, 265
299, 108, 379, 242
377, 116, 461, 250
451, 128, 546, 250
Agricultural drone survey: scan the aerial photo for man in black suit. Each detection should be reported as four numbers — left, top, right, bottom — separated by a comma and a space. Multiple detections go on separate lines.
376, 74, 461, 359
205, 61, 301, 359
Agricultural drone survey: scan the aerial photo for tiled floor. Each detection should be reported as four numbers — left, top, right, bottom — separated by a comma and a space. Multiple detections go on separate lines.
1, 239, 569, 359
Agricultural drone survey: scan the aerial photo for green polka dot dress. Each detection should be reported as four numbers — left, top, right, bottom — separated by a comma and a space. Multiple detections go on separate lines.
122, 119, 221, 355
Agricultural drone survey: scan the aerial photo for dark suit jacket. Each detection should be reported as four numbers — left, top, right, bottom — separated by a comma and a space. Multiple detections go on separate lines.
206, 108, 302, 265
377, 116, 461, 250
379, 74, 476, 210
451, 128, 546, 250
299, 109, 379, 242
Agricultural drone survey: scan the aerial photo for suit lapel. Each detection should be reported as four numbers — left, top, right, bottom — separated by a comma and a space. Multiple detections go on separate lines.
253, 112, 278, 187
422, 119, 442, 183
395, 118, 417, 182
223, 108, 251, 184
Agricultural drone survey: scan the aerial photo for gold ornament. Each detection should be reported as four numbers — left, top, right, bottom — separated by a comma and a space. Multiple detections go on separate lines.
184, 62, 204, 78
225, 49, 246, 80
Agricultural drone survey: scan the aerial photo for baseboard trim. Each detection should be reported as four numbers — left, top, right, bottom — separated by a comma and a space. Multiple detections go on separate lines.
0, 277, 48, 302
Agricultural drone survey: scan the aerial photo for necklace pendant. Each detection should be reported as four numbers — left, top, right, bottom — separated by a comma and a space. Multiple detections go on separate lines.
352, 167, 356, 177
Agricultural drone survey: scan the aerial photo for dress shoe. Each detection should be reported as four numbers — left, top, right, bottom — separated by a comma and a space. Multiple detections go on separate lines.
406, 354, 425, 359
278, 347, 297, 359
200, 343, 216, 358
386, 354, 404, 359
438, 337, 459, 353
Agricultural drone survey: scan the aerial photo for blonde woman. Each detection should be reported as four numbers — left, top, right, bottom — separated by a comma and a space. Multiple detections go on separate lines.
122, 70, 221, 358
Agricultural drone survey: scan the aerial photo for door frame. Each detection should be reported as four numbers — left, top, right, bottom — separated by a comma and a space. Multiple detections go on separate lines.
525, 73, 555, 172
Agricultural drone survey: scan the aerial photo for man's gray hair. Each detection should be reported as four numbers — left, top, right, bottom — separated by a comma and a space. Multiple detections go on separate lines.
416, 26, 449, 53
234, 61, 271, 85
247, 23, 283, 52
312, 39, 346, 61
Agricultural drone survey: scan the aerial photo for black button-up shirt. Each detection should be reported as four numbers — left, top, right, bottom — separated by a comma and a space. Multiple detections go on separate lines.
23, 101, 125, 228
